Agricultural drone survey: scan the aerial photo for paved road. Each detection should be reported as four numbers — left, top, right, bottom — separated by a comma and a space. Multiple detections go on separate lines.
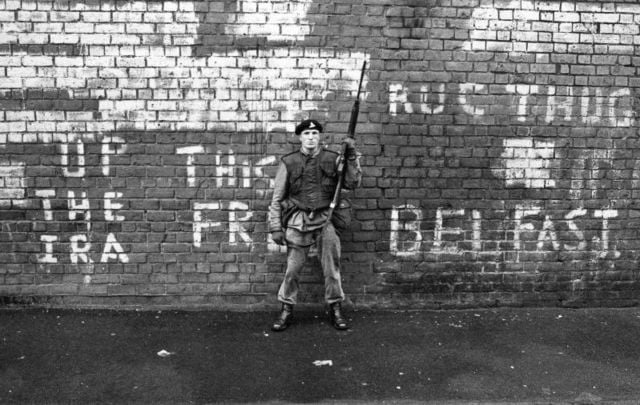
2, 307, 640, 404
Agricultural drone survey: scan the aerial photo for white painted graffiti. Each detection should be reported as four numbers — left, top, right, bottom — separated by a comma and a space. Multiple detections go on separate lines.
0, 163, 25, 205
193, 201, 253, 247
176, 146, 276, 189
33, 138, 129, 264
226, 0, 314, 41
388, 82, 635, 126
390, 204, 620, 260
0, 2, 370, 216
35, 189, 128, 264
32, 140, 282, 263
177, 146, 283, 251
492, 138, 556, 188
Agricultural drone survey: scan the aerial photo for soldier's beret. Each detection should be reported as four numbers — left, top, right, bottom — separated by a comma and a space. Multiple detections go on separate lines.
295, 119, 323, 135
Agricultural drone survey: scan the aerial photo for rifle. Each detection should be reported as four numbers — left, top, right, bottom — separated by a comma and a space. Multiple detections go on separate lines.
323, 61, 367, 230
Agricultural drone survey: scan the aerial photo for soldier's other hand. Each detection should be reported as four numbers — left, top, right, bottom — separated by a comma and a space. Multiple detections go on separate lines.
342, 138, 356, 155
271, 231, 286, 245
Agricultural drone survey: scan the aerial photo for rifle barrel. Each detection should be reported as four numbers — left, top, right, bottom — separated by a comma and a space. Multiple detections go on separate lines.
347, 61, 367, 138
356, 61, 367, 100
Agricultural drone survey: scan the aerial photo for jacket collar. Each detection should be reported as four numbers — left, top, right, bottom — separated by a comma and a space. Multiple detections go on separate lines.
300, 146, 322, 157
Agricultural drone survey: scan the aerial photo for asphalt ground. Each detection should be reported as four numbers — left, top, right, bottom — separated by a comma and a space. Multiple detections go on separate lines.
2, 307, 640, 404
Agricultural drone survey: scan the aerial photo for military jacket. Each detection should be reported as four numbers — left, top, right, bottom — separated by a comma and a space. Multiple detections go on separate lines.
268, 146, 361, 233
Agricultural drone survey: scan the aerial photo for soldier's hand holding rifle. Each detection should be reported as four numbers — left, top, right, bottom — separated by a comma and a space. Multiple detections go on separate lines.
342, 138, 357, 159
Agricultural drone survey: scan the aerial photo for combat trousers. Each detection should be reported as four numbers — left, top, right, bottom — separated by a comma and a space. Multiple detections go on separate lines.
277, 222, 345, 305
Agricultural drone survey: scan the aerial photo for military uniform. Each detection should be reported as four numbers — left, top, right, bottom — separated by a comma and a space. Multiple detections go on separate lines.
269, 119, 362, 331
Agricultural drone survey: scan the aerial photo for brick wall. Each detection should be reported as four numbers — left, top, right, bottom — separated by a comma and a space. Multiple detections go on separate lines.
1, 0, 640, 309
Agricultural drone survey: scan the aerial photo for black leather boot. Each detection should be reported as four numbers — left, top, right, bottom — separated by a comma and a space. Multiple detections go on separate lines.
329, 302, 348, 330
271, 303, 293, 332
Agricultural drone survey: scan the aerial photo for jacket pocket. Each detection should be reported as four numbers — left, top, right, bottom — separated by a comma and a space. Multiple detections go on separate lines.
331, 198, 352, 230
288, 168, 303, 194
320, 164, 338, 192
280, 199, 297, 228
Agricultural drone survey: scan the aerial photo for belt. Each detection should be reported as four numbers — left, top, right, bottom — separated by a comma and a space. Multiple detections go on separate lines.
301, 207, 330, 220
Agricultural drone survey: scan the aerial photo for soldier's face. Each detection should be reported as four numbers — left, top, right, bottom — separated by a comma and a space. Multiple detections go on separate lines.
299, 129, 320, 153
